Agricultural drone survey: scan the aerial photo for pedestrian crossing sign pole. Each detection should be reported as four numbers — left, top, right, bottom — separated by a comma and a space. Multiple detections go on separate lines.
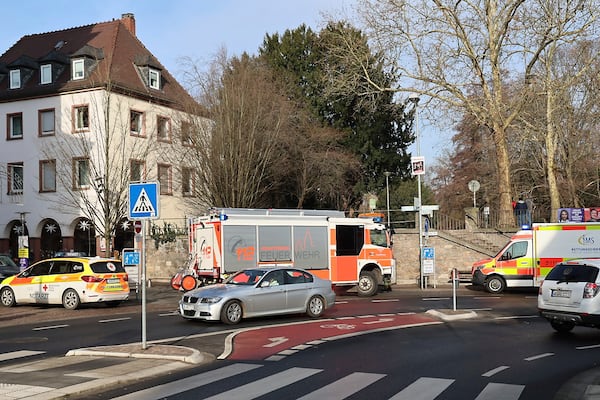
128, 182, 159, 350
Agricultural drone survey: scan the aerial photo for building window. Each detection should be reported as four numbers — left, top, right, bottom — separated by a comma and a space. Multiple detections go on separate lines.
158, 164, 172, 195
182, 167, 194, 196
149, 68, 160, 89
130, 110, 144, 136
130, 159, 146, 182
181, 121, 193, 146
39, 109, 55, 136
157, 116, 170, 142
73, 158, 90, 189
41, 64, 52, 84
72, 59, 85, 80
40, 160, 56, 192
9, 70, 20, 89
73, 105, 89, 132
7, 163, 23, 194
7, 113, 23, 140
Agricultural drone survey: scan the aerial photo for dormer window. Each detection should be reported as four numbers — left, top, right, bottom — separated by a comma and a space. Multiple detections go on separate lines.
41, 64, 52, 84
148, 68, 160, 89
9, 69, 20, 89
72, 59, 85, 80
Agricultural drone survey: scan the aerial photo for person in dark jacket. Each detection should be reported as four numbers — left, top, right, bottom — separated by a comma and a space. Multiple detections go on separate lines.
514, 197, 528, 226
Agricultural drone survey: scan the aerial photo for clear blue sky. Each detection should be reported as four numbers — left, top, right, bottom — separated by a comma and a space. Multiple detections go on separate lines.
1, 0, 353, 75
1, 0, 445, 164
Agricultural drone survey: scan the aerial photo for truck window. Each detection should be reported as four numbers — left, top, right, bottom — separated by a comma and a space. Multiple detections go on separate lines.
293, 226, 328, 270
258, 226, 292, 262
336, 225, 364, 256
370, 229, 388, 247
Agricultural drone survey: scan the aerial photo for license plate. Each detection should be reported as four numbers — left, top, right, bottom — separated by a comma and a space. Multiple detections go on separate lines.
106, 278, 120, 284
182, 303, 195, 310
551, 289, 571, 298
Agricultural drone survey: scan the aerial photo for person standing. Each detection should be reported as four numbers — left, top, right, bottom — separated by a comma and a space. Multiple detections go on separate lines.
514, 197, 528, 226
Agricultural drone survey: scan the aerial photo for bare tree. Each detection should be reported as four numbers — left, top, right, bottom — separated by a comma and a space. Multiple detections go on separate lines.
324, 0, 599, 225
43, 84, 156, 255
179, 51, 291, 208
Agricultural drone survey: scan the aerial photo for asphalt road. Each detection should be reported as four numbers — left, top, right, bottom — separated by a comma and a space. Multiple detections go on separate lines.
4, 284, 600, 399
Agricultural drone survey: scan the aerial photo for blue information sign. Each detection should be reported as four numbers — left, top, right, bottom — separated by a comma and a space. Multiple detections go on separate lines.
128, 182, 159, 220
123, 251, 140, 266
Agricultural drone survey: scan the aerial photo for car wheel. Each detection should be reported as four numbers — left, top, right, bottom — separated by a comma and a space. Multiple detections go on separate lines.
0, 287, 16, 307
550, 320, 575, 333
357, 271, 378, 297
484, 276, 506, 294
220, 300, 243, 324
62, 289, 81, 310
306, 295, 325, 318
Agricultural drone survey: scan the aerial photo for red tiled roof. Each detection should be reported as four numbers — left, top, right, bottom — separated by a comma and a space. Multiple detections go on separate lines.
0, 17, 202, 114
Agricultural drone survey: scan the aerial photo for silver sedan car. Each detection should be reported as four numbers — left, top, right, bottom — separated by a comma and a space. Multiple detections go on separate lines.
178, 267, 336, 324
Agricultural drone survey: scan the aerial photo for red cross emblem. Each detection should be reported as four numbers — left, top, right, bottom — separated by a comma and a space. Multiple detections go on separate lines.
42, 284, 48, 291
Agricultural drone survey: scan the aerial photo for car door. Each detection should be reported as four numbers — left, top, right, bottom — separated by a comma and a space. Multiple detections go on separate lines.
249, 270, 287, 315
13, 261, 52, 304
284, 269, 313, 312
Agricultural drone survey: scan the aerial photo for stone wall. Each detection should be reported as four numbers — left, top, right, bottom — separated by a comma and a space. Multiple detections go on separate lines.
391, 229, 512, 285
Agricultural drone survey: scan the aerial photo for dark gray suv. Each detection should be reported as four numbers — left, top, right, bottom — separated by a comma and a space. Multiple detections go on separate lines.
0, 255, 20, 281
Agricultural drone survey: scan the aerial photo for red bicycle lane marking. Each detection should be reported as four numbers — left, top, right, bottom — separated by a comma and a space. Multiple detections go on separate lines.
224, 313, 442, 360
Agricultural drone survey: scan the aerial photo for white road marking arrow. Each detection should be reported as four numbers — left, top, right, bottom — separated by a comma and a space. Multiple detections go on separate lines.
363, 318, 394, 325
264, 336, 289, 347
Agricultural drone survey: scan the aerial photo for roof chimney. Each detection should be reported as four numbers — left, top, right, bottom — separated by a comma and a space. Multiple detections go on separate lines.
121, 13, 136, 36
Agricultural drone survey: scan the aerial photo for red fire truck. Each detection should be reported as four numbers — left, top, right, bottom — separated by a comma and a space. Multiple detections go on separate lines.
170, 208, 395, 297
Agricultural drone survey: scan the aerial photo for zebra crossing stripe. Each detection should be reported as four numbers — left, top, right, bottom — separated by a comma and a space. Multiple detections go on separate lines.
388, 377, 454, 400
111, 363, 262, 400
0, 350, 45, 362
297, 372, 385, 400
203, 367, 321, 400
474, 382, 525, 400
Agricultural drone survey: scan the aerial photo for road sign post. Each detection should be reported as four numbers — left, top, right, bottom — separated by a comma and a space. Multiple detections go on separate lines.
128, 182, 159, 350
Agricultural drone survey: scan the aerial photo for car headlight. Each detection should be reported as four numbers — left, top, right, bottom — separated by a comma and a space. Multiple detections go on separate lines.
201, 297, 223, 304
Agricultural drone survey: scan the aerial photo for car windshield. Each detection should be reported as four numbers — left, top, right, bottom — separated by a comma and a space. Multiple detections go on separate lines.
0, 255, 19, 270
226, 269, 267, 285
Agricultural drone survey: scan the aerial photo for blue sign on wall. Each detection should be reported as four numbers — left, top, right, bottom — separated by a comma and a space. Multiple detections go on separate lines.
128, 182, 159, 220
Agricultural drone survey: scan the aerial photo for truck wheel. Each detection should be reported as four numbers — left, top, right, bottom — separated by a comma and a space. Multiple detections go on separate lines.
550, 321, 574, 333
220, 300, 243, 324
306, 295, 325, 318
0, 287, 16, 307
357, 271, 378, 297
484, 276, 506, 294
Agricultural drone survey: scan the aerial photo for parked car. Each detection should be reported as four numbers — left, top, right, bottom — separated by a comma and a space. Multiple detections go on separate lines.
0, 257, 129, 310
538, 259, 600, 332
179, 267, 336, 324
0, 255, 20, 280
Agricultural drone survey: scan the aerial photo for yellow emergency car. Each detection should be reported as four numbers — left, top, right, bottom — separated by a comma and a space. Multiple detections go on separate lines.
0, 257, 129, 310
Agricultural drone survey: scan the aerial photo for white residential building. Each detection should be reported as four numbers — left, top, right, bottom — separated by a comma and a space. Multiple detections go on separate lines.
0, 14, 208, 267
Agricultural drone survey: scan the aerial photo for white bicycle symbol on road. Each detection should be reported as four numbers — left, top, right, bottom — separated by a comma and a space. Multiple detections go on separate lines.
320, 323, 356, 330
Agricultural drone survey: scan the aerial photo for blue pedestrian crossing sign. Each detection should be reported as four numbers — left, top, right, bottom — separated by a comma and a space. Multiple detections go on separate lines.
128, 182, 159, 220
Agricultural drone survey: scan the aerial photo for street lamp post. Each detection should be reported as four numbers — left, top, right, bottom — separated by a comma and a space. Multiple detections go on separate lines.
408, 94, 424, 289
384, 171, 391, 229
